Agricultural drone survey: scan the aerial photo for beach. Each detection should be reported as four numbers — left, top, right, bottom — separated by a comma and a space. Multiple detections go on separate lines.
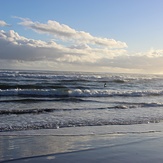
1, 123, 163, 162
1, 1, 163, 162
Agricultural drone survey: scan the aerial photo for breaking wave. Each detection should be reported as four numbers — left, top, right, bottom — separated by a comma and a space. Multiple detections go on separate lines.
0, 117, 161, 132
0, 88, 163, 97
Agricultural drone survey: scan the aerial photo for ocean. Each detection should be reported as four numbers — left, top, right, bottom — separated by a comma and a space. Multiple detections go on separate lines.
1, 69, 163, 132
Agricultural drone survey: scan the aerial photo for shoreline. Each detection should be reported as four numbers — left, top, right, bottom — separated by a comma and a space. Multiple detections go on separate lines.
0, 122, 162, 136
1, 123, 163, 162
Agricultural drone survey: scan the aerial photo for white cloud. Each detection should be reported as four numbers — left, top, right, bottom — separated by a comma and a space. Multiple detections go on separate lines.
1, 18, 163, 73
16, 17, 127, 49
0, 30, 67, 61
144, 48, 163, 58
0, 20, 10, 27
96, 49, 163, 73
0, 29, 127, 63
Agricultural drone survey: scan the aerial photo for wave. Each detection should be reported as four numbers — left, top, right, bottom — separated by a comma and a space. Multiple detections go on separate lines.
0, 71, 103, 81
0, 107, 112, 115
0, 88, 163, 97
0, 83, 71, 90
0, 107, 114, 115
1, 101, 163, 115
0, 117, 161, 132
0, 108, 55, 115
0, 70, 159, 83
0, 97, 87, 103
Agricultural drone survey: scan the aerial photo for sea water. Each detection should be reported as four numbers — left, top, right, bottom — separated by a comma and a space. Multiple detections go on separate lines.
0, 70, 163, 132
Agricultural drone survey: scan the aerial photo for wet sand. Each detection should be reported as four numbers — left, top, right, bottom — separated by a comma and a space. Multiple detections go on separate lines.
1, 124, 163, 163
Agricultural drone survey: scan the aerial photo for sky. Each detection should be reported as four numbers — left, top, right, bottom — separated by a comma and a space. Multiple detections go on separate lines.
0, 0, 163, 73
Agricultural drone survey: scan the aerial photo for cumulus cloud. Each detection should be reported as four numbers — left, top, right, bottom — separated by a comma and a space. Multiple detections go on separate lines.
1, 18, 163, 73
0, 30, 64, 61
0, 20, 10, 27
15, 17, 127, 49
0, 29, 127, 63
1, 29, 163, 73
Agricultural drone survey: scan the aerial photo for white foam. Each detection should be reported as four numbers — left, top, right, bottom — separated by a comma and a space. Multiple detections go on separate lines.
0, 88, 163, 97
0, 123, 162, 136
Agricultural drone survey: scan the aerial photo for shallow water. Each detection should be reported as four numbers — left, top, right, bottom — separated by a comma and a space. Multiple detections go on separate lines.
1, 123, 163, 162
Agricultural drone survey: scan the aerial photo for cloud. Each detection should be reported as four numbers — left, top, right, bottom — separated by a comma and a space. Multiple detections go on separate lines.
0, 29, 127, 63
0, 20, 10, 27
0, 30, 68, 61
16, 17, 127, 49
1, 29, 163, 73
1, 18, 163, 73
96, 49, 163, 73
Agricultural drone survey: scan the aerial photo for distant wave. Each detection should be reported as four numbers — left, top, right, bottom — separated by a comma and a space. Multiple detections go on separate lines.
0, 70, 158, 83
0, 71, 105, 81
0, 83, 72, 90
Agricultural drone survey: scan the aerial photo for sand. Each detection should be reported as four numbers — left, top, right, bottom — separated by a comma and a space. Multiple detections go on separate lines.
1, 123, 163, 163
